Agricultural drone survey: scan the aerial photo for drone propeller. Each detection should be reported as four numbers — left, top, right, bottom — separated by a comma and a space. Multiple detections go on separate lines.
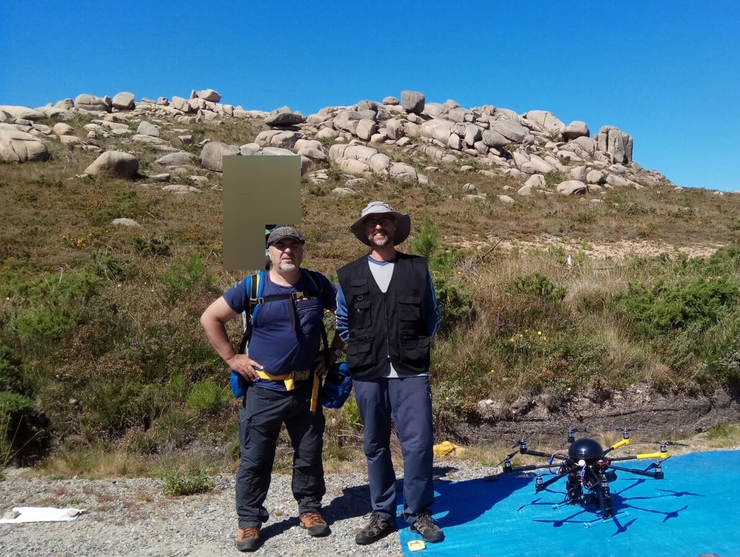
643, 456, 671, 471
495, 449, 520, 469
651, 441, 688, 447
567, 428, 587, 443
611, 428, 633, 439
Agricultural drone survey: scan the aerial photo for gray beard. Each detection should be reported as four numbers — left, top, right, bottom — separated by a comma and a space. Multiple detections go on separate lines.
279, 263, 297, 272
370, 233, 390, 247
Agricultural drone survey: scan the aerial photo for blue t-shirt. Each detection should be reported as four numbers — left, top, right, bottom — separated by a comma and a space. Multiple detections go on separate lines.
223, 270, 337, 391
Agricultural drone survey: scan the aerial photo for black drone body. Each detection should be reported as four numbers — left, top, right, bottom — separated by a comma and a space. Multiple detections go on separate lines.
488, 429, 682, 527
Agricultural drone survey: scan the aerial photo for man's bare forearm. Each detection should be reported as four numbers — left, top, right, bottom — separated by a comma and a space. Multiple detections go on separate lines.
200, 316, 238, 363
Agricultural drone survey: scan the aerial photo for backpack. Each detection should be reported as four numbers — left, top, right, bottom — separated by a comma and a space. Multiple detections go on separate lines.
230, 269, 329, 397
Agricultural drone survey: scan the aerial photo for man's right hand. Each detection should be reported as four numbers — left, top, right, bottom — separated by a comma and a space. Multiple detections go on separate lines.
226, 354, 264, 381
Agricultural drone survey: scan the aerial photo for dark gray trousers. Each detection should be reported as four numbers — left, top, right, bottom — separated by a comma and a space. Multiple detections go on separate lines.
235, 383, 325, 527
353, 375, 434, 525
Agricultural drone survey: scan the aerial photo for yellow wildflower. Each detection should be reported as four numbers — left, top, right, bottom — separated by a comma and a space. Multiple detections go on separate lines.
537, 331, 542, 335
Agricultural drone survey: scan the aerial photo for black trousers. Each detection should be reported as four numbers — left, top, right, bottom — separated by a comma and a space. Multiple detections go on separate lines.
235, 383, 326, 527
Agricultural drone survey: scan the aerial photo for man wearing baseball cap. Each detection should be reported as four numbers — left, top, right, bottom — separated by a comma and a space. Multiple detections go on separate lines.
200, 226, 343, 551
335, 202, 443, 545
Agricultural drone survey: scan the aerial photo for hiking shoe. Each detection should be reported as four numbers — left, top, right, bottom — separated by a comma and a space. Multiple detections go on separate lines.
235, 526, 261, 552
410, 511, 444, 543
355, 512, 397, 545
299, 511, 330, 537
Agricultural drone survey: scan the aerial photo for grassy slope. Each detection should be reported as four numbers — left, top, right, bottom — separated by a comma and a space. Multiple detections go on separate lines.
1, 110, 740, 474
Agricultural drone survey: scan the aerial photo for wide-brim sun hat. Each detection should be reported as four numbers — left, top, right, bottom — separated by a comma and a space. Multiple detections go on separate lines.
350, 201, 411, 246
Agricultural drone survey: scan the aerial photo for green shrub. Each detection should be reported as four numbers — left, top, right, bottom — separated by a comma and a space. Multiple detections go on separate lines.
0, 344, 26, 395
162, 469, 214, 496
88, 254, 139, 281
326, 167, 342, 181
133, 236, 172, 256
8, 271, 103, 343
574, 211, 596, 225
727, 218, 740, 231
164, 253, 215, 301
187, 378, 230, 414
1, 391, 47, 466
344, 395, 361, 427
410, 215, 472, 326
410, 214, 439, 259
125, 431, 159, 455
433, 274, 472, 325
617, 277, 738, 337
506, 273, 567, 303
155, 410, 196, 448
544, 171, 564, 189
227, 439, 241, 460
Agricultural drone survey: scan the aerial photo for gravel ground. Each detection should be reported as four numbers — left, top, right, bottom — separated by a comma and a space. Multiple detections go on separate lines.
0, 462, 496, 557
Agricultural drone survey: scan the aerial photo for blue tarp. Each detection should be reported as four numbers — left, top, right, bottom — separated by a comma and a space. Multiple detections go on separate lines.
398, 450, 740, 557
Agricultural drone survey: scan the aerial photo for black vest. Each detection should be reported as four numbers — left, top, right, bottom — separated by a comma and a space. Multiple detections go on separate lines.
337, 252, 431, 380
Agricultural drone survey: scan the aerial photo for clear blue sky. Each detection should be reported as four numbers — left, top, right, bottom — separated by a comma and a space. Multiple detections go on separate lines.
2, 1, 738, 191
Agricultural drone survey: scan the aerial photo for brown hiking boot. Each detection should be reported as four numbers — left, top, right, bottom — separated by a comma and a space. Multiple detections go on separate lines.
235, 526, 261, 552
299, 511, 330, 537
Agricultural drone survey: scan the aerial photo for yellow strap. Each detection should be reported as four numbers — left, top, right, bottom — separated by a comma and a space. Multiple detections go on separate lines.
254, 369, 319, 412
311, 374, 320, 413
255, 370, 296, 390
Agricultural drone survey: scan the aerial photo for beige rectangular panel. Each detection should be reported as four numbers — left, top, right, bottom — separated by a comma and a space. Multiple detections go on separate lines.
222, 156, 301, 271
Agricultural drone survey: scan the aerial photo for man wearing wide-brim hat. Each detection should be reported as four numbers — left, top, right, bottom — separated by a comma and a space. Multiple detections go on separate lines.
336, 201, 443, 545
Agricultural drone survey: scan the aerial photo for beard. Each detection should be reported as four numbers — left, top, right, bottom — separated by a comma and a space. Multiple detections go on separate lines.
369, 231, 391, 247
279, 262, 297, 272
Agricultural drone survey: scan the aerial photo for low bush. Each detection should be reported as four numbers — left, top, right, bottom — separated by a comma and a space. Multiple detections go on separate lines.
506, 273, 567, 303
162, 469, 214, 496
187, 378, 231, 414
617, 277, 738, 338
164, 253, 216, 302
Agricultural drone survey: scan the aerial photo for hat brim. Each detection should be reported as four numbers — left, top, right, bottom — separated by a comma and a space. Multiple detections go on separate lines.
350, 211, 411, 246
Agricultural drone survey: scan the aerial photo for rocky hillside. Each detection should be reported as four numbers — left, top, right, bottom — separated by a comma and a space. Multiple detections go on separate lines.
1, 88, 687, 201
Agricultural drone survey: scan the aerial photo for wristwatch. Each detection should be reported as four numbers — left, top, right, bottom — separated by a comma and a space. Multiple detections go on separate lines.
331, 348, 344, 358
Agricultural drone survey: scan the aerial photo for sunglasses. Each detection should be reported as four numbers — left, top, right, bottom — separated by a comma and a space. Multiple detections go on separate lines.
364, 216, 395, 227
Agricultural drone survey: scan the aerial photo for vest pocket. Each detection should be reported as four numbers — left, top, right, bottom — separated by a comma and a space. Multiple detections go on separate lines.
400, 335, 430, 367
347, 335, 375, 369
352, 300, 372, 330
398, 296, 421, 321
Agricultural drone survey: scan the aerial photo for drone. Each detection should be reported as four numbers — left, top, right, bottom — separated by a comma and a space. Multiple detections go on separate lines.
486, 428, 688, 527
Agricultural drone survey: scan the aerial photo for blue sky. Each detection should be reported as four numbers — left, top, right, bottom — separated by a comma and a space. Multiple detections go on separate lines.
2, 1, 738, 191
